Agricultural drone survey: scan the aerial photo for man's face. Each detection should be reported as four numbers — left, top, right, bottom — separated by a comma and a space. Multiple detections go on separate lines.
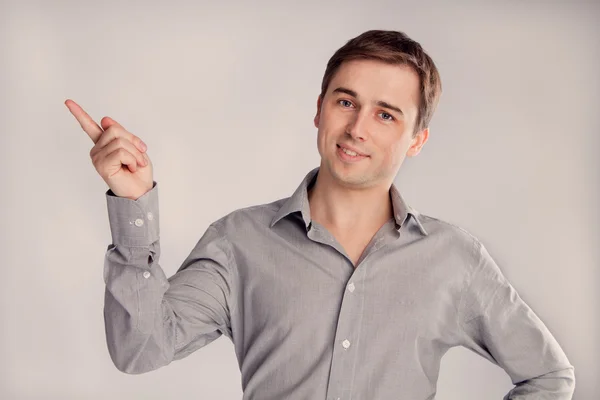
314, 59, 428, 189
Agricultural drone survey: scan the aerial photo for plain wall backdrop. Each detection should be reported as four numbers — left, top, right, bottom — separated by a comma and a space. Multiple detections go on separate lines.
1, 0, 598, 399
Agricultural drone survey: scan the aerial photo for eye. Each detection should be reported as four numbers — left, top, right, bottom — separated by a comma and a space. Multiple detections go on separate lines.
338, 99, 354, 108
379, 112, 395, 122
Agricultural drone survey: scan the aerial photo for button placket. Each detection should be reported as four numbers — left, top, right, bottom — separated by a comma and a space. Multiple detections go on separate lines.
325, 268, 364, 399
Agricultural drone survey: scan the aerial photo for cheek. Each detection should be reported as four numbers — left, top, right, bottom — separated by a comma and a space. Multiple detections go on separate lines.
322, 106, 350, 131
382, 141, 406, 163
316, 129, 330, 154
317, 125, 338, 148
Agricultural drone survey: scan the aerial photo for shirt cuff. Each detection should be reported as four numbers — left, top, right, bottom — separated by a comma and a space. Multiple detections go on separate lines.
105, 181, 159, 247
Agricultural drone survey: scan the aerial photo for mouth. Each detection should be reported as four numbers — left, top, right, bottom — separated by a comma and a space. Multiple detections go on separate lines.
337, 144, 369, 162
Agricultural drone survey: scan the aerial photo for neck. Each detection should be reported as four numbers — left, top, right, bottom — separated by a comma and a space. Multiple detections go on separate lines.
307, 168, 394, 234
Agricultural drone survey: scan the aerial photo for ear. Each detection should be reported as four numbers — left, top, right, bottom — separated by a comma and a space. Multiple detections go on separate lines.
314, 95, 322, 128
407, 127, 429, 157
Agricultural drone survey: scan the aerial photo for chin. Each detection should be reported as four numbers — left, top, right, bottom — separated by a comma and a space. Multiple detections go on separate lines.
330, 164, 371, 186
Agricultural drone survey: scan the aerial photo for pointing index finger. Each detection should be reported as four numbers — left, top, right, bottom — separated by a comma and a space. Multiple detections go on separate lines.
65, 99, 103, 144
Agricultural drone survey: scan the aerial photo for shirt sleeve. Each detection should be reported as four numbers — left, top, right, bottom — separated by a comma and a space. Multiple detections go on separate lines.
458, 239, 575, 399
103, 181, 237, 374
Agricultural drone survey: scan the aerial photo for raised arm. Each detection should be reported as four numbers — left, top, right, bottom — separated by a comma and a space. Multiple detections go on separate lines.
104, 185, 236, 373
66, 99, 237, 374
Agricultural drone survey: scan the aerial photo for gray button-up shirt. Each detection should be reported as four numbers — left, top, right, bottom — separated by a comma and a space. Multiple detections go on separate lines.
103, 166, 575, 399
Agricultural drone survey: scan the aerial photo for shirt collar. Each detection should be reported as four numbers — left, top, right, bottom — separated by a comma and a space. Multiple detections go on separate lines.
270, 166, 428, 236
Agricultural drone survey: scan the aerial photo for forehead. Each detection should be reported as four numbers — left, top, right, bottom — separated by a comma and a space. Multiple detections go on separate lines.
328, 59, 420, 112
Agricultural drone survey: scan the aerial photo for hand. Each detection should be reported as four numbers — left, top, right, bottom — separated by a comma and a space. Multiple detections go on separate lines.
65, 99, 154, 200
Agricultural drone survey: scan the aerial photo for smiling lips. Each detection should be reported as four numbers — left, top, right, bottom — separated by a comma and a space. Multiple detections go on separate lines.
337, 144, 368, 157
337, 144, 368, 162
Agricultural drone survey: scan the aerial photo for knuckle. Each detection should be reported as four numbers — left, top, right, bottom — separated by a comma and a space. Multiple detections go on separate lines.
102, 125, 113, 138
106, 126, 119, 140
97, 131, 111, 147
90, 148, 99, 162
127, 134, 139, 149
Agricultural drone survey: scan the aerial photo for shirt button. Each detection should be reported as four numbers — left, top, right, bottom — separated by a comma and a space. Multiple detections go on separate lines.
143, 271, 151, 279
347, 282, 355, 292
134, 218, 144, 227
147, 212, 153, 220
342, 339, 351, 349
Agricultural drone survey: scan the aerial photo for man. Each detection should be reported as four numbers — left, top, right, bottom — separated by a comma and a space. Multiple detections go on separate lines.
67, 30, 575, 399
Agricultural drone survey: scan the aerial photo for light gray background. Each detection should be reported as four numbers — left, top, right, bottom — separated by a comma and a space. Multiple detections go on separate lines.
1, 0, 597, 399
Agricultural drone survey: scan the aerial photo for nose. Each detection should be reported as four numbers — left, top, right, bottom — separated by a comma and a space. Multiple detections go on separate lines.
346, 108, 369, 141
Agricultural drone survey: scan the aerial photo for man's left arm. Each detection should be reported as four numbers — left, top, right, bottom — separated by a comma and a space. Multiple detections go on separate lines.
458, 239, 575, 399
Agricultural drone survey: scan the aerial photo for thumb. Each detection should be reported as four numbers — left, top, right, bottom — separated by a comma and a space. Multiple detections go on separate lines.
100, 116, 122, 131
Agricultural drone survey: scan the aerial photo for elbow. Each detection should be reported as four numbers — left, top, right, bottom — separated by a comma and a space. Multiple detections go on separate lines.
104, 308, 172, 374
114, 361, 160, 375
515, 365, 576, 396
552, 365, 576, 398
105, 327, 170, 375
563, 365, 576, 391
108, 345, 166, 375
554, 365, 576, 391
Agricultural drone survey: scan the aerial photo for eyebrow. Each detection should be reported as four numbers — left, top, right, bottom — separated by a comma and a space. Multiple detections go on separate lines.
332, 87, 404, 117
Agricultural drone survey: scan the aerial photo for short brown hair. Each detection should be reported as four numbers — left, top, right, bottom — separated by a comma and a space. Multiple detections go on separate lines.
319, 30, 442, 136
